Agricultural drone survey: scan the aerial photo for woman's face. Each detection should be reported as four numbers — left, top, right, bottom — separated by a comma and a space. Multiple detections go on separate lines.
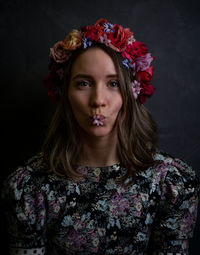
68, 48, 123, 138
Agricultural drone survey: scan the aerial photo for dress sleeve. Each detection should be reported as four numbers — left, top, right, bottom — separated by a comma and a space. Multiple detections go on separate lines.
147, 157, 200, 255
1, 166, 46, 255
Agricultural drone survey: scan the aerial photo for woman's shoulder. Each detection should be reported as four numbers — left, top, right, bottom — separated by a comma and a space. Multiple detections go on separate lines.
154, 151, 196, 176
1, 153, 51, 200
155, 151, 193, 167
8, 152, 48, 179
25, 152, 48, 171
152, 151, 200, 194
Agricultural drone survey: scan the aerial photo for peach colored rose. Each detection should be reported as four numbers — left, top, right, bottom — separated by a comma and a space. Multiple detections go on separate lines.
62, 30, 82, 50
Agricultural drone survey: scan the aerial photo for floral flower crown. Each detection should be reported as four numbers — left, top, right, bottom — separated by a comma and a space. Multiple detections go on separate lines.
44, 18, 155, 104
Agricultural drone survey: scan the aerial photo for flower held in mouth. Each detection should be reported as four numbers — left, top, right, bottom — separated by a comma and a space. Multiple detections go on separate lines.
92, 115, 105, 126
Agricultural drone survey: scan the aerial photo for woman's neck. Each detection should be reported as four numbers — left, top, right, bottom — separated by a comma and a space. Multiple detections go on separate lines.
80, 132, 119, 167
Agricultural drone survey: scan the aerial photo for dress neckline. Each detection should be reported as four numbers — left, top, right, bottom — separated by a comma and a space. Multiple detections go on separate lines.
75, 163, 122, 176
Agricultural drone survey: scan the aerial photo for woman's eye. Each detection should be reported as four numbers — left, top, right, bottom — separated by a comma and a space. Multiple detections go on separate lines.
76, 81, 90, 87
109, 81, 120, 88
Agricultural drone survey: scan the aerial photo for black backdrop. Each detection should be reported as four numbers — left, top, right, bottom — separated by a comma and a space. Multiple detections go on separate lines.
0, 0, 200, 254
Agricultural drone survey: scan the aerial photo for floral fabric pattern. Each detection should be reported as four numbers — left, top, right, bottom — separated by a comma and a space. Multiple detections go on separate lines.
2, 152, 200, 255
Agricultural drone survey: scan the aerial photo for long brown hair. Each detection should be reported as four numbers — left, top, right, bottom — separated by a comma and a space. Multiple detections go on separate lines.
42, 44, 158, 184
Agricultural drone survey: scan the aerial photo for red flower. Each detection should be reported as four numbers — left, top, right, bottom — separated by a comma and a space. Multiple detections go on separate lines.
139, 84, 155, 104
136, 66, 153, 83
47, 89, 57, 103
95, 18, 109, 26
142, 83, 155, 95
49, 61, 58, 72
121, 51, 132, 62
125, 41, 148, 60
43, 73, 56, 90
81, 20, 105, 42
136, 67, 154, 103
108, 24, 133, 51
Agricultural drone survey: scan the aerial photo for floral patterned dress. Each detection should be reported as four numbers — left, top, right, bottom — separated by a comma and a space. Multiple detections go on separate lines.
1, 152, 200, 255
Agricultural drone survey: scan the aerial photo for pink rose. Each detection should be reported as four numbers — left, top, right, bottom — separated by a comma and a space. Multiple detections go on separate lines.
135, 53, 153, 72
50, 41, 69, 63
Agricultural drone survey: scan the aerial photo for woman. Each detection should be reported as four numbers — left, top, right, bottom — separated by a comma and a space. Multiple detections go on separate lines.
2, 18, 200, 255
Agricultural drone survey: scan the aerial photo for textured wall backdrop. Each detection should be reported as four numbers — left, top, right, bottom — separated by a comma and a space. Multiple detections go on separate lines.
0, 0, 199, 253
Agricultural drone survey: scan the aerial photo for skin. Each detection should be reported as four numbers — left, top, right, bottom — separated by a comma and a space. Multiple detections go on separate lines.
68, 48, 123, 166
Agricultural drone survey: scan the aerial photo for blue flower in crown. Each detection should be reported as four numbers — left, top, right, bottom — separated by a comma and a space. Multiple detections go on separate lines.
122, 59, 135, 69
82, 37, 92, 49
122, 59, 130, 69
104, 22, 114, 33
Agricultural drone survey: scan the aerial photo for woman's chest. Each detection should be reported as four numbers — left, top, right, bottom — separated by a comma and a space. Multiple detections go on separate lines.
45, 174, 161, 254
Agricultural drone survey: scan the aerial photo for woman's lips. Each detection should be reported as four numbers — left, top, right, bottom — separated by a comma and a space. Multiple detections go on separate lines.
91, 114, 105, 126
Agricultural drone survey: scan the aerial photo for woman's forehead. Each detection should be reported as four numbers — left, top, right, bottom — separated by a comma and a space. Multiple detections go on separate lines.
71, 48, 117, 77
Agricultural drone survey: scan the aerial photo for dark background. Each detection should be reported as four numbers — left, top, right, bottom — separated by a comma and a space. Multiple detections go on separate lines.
0, 0, 200, 253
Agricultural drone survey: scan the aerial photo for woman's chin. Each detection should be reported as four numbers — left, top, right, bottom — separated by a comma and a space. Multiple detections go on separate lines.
82, 125, 115, 138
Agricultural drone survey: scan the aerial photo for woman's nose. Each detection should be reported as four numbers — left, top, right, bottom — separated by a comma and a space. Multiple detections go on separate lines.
89, 86, 106, 108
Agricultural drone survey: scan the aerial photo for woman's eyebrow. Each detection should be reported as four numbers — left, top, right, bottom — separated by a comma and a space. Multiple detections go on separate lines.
106, 74, 119, 78
72, 74, 93, 80
72, 74, 119, 80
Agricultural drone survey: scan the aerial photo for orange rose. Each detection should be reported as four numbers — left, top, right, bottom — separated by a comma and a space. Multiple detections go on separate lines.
62, 30, 82, 50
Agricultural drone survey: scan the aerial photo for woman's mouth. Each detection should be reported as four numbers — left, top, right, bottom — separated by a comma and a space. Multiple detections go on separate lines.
91, 115, 105, 126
